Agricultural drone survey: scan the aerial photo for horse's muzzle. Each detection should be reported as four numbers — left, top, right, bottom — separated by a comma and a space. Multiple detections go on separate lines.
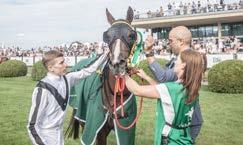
108, 60, 126, 75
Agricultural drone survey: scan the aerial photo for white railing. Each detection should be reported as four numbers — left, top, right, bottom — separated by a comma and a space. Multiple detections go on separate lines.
9, 54, 242, 68
10, 56, 88, 67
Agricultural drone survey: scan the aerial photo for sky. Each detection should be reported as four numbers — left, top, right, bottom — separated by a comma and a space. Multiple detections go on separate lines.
0, 0, 238, 49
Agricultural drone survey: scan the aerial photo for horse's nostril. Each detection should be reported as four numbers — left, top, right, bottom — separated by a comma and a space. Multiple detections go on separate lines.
112, 61, 119, 65
112, 60, 125, 66
120, 59, 125, 64
110, 57, 119, 65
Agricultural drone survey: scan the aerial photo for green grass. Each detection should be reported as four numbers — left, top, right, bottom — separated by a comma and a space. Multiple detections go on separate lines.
0, 77, 243, 145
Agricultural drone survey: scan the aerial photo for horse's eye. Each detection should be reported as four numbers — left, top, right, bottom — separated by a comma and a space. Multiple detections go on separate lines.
103, 31, 112, 43
128, 32, 137, 41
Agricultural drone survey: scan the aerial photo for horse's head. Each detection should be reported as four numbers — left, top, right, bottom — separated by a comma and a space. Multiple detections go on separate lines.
103, 7, 137, 75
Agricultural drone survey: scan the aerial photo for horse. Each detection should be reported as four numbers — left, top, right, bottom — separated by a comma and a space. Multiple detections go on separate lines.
66, 7, 141, 145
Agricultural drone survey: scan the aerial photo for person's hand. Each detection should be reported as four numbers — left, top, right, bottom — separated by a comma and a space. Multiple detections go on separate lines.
125, 74, 130, 80
144, 35, 154, 53
104, 48, 110, 55
103, 43, 110, 55
136, 69, 148, 79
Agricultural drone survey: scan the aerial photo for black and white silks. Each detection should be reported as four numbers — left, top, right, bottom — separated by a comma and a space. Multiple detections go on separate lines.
27, 53, 108, 145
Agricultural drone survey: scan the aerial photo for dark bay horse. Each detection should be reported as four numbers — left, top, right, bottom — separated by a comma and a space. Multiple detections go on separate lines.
67, 7, 140, 145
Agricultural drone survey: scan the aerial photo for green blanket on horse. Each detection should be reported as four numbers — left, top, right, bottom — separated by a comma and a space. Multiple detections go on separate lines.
69, 57, 137, 145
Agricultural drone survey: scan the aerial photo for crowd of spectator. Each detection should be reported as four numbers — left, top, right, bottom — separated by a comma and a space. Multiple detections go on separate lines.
150, 36, 242, 55
0, 36, 242, 60
0, 41, 105, 58
192, 36, 241, 54
134, 0, 243, 19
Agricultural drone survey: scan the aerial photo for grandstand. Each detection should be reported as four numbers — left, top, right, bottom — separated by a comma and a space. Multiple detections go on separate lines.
132, 1, 243, 53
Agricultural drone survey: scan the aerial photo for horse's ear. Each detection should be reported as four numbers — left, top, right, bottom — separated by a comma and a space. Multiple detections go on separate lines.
106, 8, 115, 25
126, 6, 134, 24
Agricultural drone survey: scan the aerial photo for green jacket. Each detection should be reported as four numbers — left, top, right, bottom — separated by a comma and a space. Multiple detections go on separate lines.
154, 82, 197, 145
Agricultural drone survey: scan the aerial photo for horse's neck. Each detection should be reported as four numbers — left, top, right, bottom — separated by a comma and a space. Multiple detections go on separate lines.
107, 70, 116, 91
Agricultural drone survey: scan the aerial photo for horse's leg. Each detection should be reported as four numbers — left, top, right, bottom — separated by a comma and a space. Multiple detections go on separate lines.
96, 118, 113, 145
65, 109, 81, 139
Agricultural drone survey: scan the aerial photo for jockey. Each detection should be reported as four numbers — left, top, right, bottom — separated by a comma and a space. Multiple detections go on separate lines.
27, 49, 108, 145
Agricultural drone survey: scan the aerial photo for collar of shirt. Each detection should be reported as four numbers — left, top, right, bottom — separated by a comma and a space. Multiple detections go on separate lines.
47, 72, 62, 81
175, 47, 191, 57
171, 47, 191, 60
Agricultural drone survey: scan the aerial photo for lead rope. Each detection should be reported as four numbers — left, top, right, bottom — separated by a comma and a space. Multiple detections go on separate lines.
113, 74, 143, 130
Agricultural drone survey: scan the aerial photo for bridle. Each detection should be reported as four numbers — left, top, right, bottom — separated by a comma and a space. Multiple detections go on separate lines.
103, 20, 137, 52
